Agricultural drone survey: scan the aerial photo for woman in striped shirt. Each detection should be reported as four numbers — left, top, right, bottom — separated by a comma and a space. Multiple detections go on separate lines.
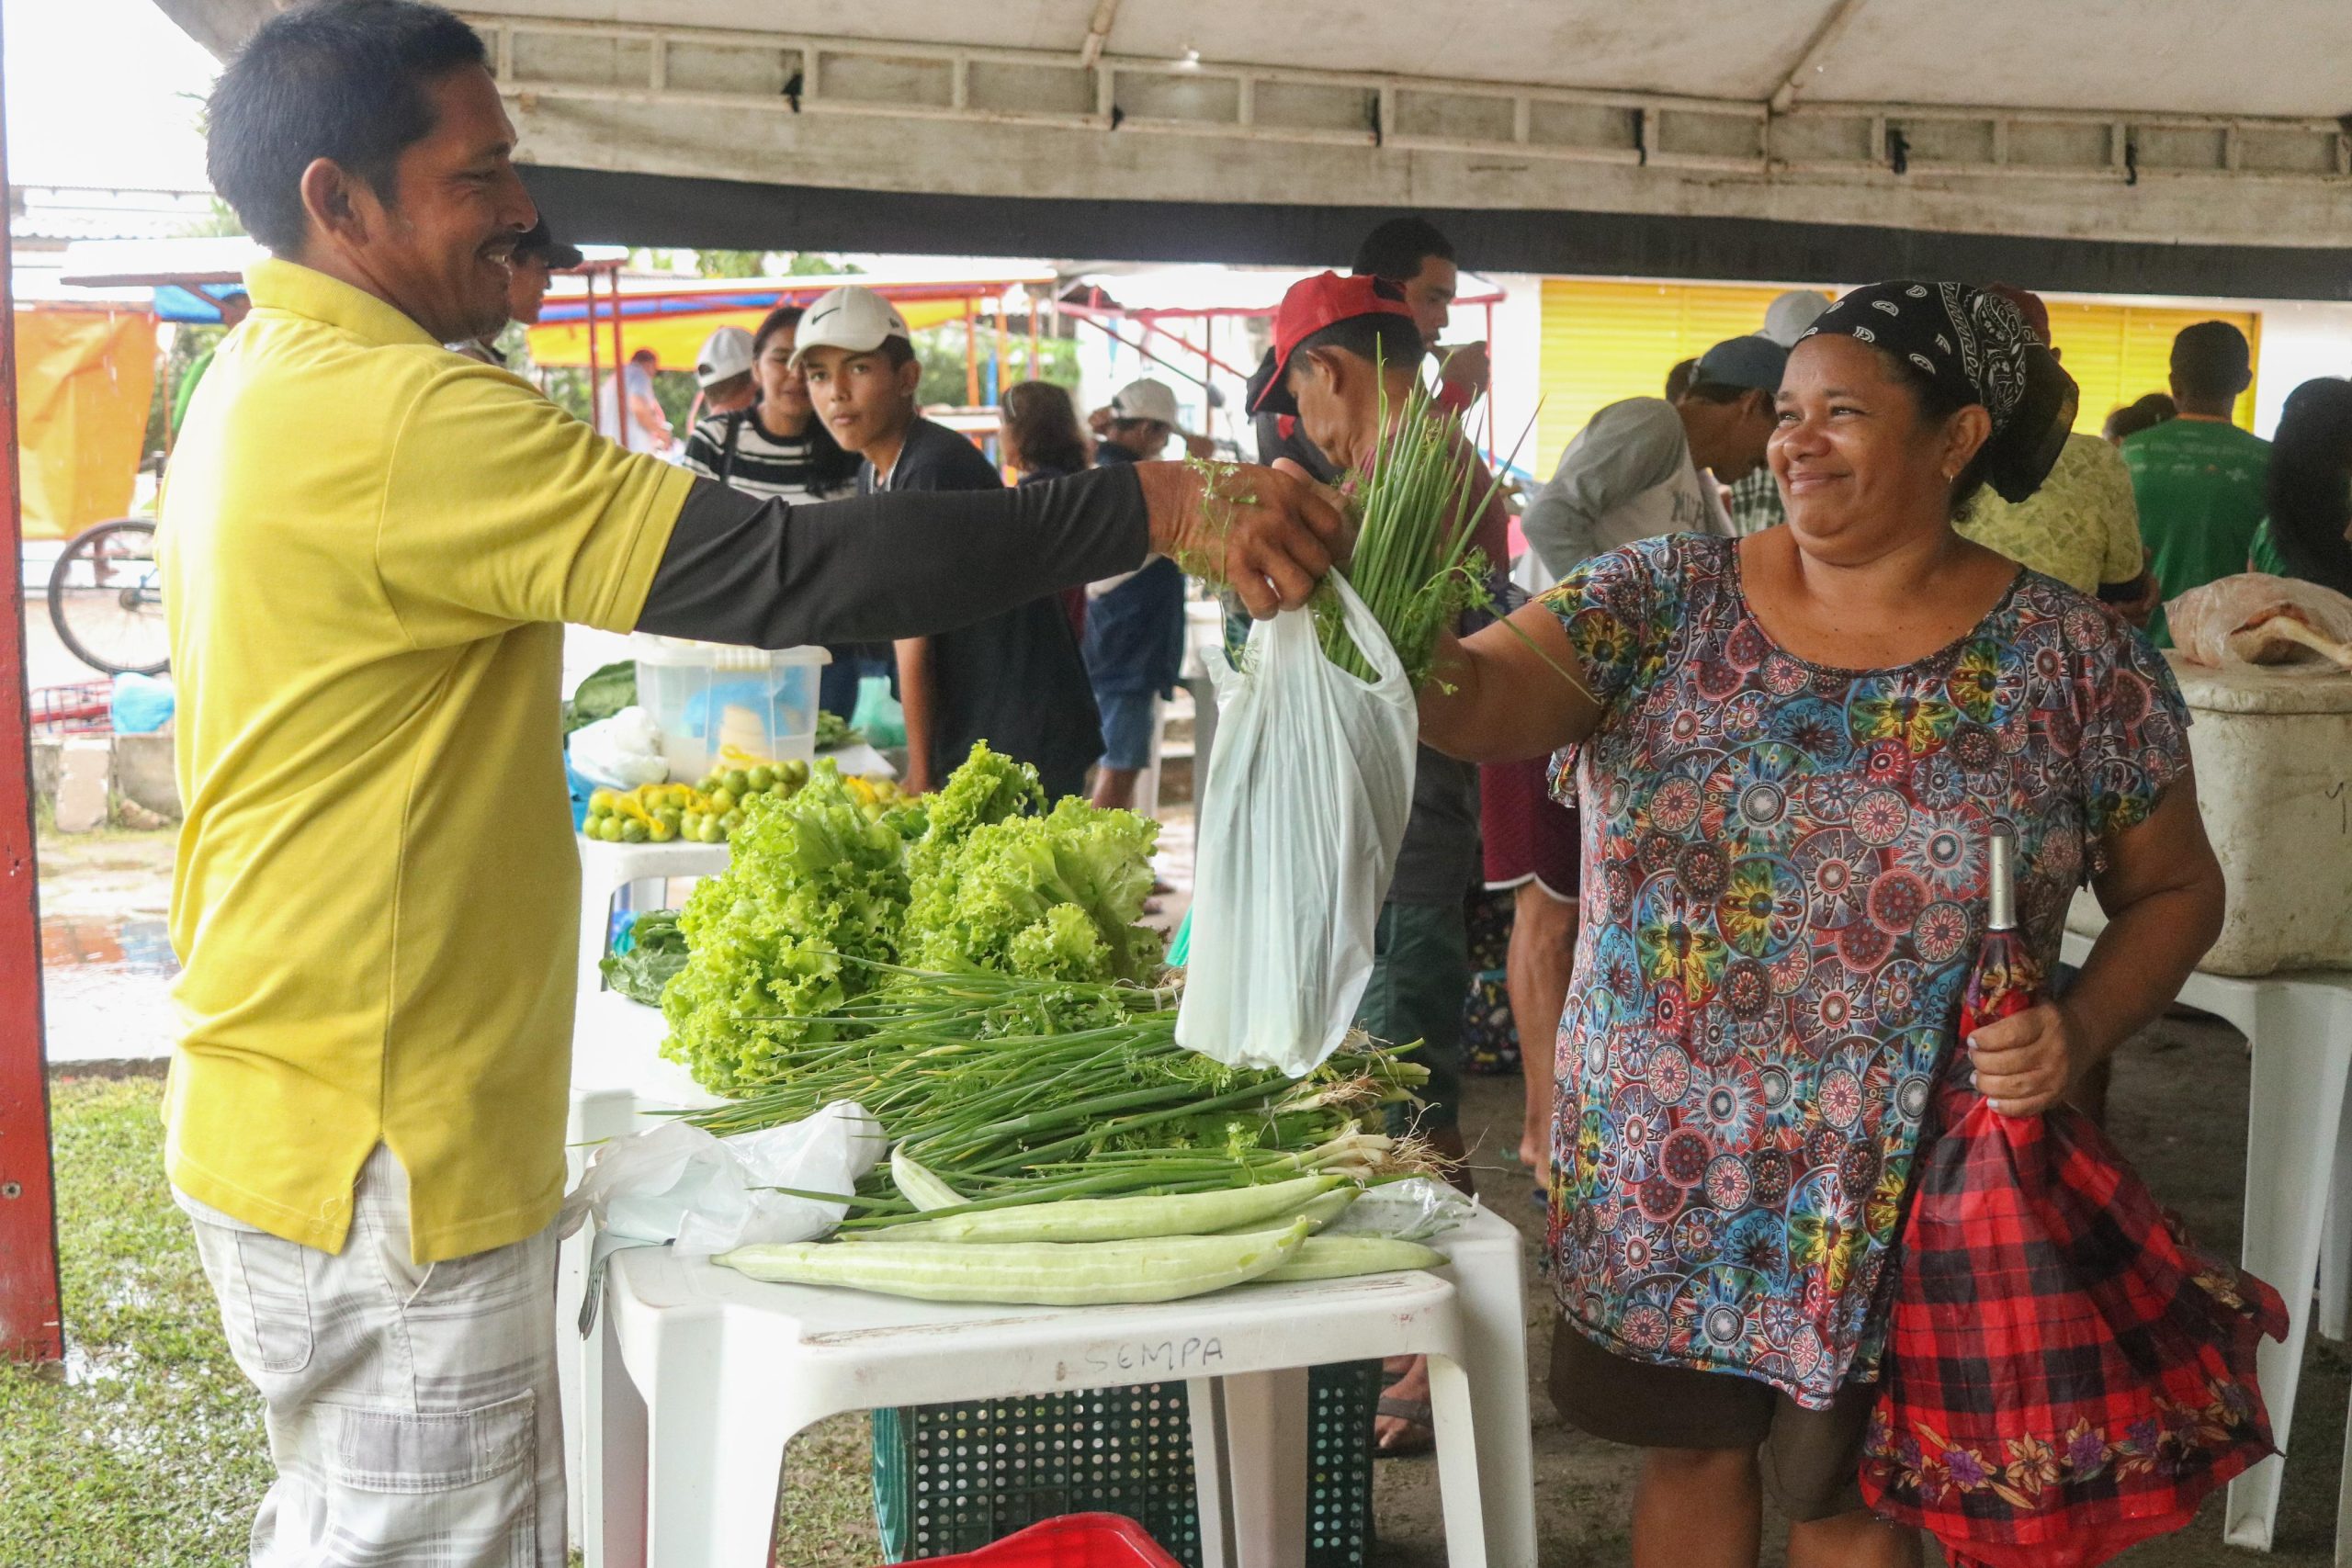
681, 304, 863, 502
684, 305, 877, 714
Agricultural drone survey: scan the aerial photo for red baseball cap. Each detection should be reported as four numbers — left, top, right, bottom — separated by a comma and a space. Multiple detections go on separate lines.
1249, 271, 1417, 416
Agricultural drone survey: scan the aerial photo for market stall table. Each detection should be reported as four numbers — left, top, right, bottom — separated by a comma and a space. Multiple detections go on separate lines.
587, 1203, 1537, 1568
2058, 930, 2352, 1554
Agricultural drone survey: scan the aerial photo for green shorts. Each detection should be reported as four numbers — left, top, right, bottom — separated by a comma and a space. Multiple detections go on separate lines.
1549, 1324, 1874, 1523
1355, 899, 1469, 1134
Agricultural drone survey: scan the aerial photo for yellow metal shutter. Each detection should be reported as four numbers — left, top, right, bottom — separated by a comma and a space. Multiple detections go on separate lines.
1536, 280, 1808, 468
2043, 301, 2262, 434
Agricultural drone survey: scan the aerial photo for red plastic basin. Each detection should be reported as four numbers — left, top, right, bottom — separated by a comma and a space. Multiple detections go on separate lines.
902, 1514, 1182, 1567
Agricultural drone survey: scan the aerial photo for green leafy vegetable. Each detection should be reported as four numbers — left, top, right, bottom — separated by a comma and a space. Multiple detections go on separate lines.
561, 660, 637, 737
814, 709, 865, 751
660, 762, 911, 1093
903, 795, 1162, 986
600, 908, 687, 1007
1316, 373, 1499, 685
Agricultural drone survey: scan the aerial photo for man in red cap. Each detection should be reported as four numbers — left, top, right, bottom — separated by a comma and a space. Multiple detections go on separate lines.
1250, 271, 1507, 1453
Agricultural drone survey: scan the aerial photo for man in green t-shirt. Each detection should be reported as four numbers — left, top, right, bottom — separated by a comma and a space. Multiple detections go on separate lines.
2120, 320, 2270, 644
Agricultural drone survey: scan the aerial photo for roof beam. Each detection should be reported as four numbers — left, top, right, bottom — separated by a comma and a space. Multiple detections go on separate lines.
1079, 0, 1120, 70
1771, 0, 1870, 115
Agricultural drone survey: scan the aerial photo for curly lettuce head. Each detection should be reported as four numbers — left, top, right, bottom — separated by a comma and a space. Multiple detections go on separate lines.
661, 764, 910, 1092
905, 795, 1163, 985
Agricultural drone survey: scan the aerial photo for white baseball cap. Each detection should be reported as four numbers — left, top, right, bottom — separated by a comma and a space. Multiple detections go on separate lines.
790, 286, 912, 365
1760, 290, 1831, 349
1109, 378, 1181, 428
695, 326, 754, 388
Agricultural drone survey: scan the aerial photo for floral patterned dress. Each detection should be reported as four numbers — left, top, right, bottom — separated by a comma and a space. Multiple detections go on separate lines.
1541, 535, 2189, 1409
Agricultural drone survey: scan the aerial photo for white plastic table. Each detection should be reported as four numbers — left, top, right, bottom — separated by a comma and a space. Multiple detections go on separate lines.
563, 991, 725, 1555
2060, 931, 2352, 1552
588, 1203, 1537, 1568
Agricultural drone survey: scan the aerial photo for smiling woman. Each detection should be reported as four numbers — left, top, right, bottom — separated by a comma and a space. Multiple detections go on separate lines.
1418, 280, 2228, 1568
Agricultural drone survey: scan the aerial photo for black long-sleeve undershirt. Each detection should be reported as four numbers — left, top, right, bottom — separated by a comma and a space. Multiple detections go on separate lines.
636, 463, 1148, 647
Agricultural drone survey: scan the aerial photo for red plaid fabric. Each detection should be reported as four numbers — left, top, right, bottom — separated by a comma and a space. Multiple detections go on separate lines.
1860, 1083, 2286, 1568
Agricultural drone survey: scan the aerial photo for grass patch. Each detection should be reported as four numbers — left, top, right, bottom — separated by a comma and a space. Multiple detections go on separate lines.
0, 1076, 272, 1566
0, 1074, 886, 1566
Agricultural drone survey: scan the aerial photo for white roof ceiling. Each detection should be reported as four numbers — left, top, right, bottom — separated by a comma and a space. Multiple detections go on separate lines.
435, 0, 2352, 118
150, 0, 2352, 273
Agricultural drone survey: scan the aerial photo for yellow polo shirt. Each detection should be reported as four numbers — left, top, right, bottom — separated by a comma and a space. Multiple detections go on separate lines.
161, 258, 693, 1261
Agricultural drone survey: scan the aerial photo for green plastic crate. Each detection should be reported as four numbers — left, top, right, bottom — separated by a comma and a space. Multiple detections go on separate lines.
873, 1362, 1384, 1566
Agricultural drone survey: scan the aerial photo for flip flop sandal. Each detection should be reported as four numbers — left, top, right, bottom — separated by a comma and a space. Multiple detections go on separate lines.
1374, 1395, 1436, 1458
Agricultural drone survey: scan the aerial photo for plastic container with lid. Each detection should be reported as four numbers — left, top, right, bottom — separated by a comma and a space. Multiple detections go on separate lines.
2066, 652, 2352, 976
630, 636, 828, 781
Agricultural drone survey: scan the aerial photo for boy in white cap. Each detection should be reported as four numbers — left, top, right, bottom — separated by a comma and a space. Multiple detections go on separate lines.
693, 324, 756, 414
797, 285, 1102, 798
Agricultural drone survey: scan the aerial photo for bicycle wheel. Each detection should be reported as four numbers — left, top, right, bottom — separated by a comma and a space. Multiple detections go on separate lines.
48, 518, 169, 677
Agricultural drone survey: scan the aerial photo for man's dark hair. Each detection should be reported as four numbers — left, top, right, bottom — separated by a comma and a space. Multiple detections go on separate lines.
208, 0, 488, 255
879, 337, 919, 371
1291, 310, 1428, 378
2171, 321, 2254, 401
630, 348, 658, 367
1664, 357, 1699, 403
1351, 217, 1454, 284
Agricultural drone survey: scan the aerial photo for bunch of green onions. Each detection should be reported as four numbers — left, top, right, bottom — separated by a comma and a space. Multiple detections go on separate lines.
684, 963, 1430, 1230
1317, 370, 1510, 684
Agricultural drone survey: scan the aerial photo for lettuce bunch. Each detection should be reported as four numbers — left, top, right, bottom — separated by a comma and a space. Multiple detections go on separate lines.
904, 796, 1162, 986
660, 745, 1165, 1092
661, 764, 910, 1094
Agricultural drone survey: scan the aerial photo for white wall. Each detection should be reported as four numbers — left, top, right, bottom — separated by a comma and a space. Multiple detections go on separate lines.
2251, 301, 2352, 439
1478, 274, 1545, 479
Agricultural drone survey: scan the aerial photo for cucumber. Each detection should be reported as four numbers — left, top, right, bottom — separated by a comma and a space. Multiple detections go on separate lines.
1213, 1185, 1358, 1235
890, 1145, 969, 1212
857, 1173, 1340, 1245
720, 1218, 1311, 1304
1258, 1235, 1446, 1283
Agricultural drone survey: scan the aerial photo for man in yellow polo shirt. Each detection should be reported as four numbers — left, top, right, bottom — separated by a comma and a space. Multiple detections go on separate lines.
165, 5, 1341, 1560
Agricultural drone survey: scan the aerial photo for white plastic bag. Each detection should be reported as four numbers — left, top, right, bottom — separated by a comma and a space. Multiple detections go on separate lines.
561, 1101, 881, 1255
567, 705, 670, 788
2169, 573, 2352, 671
1324, 1176, 1475, 1241
1177, 577, 1418, 1076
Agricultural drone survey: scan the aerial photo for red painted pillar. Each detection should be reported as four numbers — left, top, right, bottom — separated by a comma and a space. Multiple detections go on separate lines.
0, 11, 65, 1366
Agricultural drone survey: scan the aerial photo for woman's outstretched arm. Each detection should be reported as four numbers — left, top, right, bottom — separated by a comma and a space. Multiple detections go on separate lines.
1419, 597, 1607, 764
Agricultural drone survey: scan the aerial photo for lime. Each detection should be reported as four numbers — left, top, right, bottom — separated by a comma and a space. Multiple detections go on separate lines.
721, 768, 748, 795
746, 764, 776, 793
619, 818, 649, 844
700, 818, 726, 843
779, 760, 809, 789
648, 819, 675, 843
596, 816, 626, 842
707, 788, 737, 815
589, 788, 620, 816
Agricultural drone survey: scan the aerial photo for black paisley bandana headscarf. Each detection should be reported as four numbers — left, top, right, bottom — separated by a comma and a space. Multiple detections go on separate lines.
1799, 281, 2031, 434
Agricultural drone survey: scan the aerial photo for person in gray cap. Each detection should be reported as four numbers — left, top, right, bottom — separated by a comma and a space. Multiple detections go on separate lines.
1520, 333, 1784, 574
1728, 290, 1832, 533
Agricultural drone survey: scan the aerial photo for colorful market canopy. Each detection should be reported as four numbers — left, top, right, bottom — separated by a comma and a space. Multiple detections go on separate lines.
522, 272, 1046, 370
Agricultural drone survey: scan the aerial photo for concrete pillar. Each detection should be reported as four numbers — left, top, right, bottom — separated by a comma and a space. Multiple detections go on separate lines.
52, 739, 109, 834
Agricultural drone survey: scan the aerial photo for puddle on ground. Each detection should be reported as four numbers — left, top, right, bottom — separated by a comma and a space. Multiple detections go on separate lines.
40, 915, 178, 1064
41, 914, 176, 975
